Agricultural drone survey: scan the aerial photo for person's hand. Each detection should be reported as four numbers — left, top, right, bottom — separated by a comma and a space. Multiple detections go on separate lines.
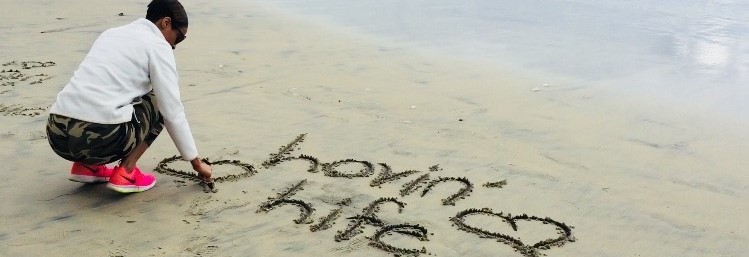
191, 157, 212, 181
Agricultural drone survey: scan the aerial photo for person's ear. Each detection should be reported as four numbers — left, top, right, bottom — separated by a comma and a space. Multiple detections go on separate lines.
159, 17, 172, 29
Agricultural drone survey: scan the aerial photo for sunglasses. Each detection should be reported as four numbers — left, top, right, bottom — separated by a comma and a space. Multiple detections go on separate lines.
174, 27, 186, 45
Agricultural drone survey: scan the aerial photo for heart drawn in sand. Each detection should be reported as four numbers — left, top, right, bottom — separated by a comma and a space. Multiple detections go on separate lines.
154, 155, 257, 183
450, 208, 575, 257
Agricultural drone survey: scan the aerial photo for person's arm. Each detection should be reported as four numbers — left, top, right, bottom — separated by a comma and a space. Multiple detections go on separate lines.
148, 44, 211, 179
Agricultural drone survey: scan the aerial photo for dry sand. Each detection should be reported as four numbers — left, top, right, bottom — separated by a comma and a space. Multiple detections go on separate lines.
1, 0, 748, 256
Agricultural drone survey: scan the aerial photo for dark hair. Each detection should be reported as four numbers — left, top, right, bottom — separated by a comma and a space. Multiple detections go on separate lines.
146, 0, 188, 28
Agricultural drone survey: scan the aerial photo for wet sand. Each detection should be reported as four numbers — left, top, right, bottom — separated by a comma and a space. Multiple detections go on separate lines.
1, 1, 748, 256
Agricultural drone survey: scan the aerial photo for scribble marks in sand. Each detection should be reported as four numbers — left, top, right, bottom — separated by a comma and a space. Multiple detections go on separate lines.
484, 179, 507, 188
1, 61, 55, 87
0, 103, 45, 117
1, 61, 56, 117
186, 241, 219, 257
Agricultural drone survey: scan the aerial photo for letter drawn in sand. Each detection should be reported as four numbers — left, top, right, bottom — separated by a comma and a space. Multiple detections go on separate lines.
400, 174, 431, 197
322, 159, 375, 178
335, 197, 406, 242
370, 224, 430, 256
257, 179, 315, 224
310, 198, 351, 232
420, 176, 474, 206
370, 163, 422, 187
262, 133, 307, 168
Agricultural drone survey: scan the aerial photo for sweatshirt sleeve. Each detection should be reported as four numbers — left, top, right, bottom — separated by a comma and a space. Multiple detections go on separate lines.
148, 44, 199, 161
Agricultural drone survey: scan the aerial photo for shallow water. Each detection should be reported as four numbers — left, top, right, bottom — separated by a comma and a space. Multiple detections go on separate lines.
261, 0, 749, 118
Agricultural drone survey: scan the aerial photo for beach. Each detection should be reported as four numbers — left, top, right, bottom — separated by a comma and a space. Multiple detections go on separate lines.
1, 0, 748, 256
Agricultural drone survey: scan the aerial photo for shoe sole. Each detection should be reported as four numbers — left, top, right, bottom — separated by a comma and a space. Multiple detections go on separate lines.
70, 174, 109, 183
106, 181, 156, 193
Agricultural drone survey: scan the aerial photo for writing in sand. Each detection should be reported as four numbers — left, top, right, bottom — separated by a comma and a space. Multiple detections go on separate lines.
155, 134, 576, 257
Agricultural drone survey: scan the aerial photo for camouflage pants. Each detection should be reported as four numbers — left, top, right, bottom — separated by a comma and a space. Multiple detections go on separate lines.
46, 92, 163, 165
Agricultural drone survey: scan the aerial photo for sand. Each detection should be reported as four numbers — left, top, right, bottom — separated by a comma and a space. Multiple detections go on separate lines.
1, 0, 748, 256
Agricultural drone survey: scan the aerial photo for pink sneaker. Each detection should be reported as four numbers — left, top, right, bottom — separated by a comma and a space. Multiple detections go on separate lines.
106, 166, 157, 193
70, 162, 114, 183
